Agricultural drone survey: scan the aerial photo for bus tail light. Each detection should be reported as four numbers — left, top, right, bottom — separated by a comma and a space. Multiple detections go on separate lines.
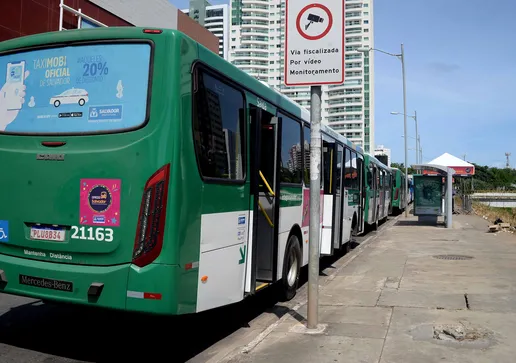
394, 188, 399, 200
132, 164, 170, 268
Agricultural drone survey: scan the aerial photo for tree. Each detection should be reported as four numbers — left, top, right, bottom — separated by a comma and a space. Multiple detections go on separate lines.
391, 162, 416, 175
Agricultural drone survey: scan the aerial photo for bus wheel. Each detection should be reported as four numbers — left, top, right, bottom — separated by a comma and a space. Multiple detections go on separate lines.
280, 234, 302, 301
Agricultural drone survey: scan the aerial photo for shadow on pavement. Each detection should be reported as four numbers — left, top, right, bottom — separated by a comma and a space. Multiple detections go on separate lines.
0, 220, 386, 362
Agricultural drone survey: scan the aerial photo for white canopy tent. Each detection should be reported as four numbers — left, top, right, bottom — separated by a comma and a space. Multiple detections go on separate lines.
425, 153, 475, 176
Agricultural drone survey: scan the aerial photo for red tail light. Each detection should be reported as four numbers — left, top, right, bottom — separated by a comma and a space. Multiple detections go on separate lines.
394, 188, 399, 200
132, 164, 170, 267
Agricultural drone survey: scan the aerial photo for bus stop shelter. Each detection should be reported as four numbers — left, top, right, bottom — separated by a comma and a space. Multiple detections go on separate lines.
411, 164, 456, 228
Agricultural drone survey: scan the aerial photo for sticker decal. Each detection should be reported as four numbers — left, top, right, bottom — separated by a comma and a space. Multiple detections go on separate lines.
0, 220, 9, 242
80, 179, 120, 226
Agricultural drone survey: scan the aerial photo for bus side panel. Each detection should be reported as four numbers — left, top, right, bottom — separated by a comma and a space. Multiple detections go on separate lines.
196, 210, 250, 312
190, 47, 252, 313
277, 186, 304, 278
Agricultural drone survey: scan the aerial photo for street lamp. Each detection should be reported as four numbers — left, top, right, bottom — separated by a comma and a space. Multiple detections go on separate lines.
358, 44, 409, 217
392, 111, 419, 164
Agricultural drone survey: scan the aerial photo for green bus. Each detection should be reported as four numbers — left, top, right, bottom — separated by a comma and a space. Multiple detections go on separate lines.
0, 27, 376, 315
391, 167, 407, 214
363, 154, 392, 230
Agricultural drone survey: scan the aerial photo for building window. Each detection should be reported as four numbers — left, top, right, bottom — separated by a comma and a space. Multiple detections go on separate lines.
193, 70, 246, 181
279, 114, 302, 184
364, 20, 369, 24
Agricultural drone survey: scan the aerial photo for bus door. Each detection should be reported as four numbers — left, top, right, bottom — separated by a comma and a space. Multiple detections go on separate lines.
372, 164, 379, 222
332, 144, 344, 250
248, 101, 279, 291
357, 155, 365, 233
379, 170, 385, 219
321, 137, 337, 255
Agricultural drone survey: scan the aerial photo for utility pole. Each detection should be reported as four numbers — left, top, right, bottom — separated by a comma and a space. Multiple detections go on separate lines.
506, 153, 511, 169
401, 43, 409, 217
308, 85, 322, 329
413, 110, 419, 164
284, 0, 345, 331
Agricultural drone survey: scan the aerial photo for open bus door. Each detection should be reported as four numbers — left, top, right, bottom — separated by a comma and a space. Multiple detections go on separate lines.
247, 102, 280, 294
357, 154, 365, 233
321, 137, 342, 255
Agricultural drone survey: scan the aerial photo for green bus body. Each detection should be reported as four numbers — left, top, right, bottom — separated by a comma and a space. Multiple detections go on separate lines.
0, 28, 394, 315
363, 154, 392, 228
391, 168, 407, 212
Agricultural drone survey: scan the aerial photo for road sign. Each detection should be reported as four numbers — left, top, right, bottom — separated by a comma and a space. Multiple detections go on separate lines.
284, 0, 344, 86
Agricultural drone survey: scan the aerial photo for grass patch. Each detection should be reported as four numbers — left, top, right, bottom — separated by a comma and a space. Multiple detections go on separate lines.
472, 202, 516, 226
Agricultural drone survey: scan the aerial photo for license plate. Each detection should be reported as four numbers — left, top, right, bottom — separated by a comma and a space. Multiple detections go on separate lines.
30, 227, 65, 242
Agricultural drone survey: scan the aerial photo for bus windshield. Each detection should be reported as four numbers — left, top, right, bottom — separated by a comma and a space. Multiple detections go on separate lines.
0, 42, 151, 134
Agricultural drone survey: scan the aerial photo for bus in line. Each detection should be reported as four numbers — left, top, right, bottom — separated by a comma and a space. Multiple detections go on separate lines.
0, 27, 394, 315
391, 167, 408, 214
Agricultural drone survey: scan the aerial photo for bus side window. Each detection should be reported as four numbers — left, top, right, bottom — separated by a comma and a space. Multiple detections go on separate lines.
367, 166, 373, 189
192, 70, 246, 181
344, 148, 352, 189
279, 115, 302, 184
322, 140, 334, 194
350, 151, 358, 189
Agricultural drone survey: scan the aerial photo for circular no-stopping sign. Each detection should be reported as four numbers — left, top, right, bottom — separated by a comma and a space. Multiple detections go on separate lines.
296, 3, 333, 41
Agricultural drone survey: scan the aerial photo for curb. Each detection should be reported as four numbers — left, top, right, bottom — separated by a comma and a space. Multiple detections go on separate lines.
225, 214, 402, 361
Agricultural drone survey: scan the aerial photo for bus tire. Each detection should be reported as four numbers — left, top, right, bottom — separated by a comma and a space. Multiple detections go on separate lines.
280, 234, 302, 301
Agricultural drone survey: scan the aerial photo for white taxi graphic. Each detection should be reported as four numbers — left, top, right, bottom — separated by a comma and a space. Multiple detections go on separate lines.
49, 88, 89, 107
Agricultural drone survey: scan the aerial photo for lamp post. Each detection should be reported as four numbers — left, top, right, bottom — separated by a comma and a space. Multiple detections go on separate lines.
392, 111, 419, 164
358, 44, 409, 217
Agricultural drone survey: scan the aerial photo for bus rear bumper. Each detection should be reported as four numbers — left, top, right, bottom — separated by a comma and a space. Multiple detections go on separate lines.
0, 254, 181, 315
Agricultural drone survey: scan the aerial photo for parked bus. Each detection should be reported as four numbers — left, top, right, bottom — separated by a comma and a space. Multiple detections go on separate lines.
391, 168, 408, 214
363, 154, 392, 230
0, 27, 394, 315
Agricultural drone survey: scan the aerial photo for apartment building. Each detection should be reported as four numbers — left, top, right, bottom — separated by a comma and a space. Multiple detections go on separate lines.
229, 0, 374, 152
182, 3, 230, 59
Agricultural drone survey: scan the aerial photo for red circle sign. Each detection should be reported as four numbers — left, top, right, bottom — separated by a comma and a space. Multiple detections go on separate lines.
296, 3, 333, 41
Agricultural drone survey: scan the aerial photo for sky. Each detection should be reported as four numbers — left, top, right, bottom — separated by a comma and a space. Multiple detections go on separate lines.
169, 0, 516, 168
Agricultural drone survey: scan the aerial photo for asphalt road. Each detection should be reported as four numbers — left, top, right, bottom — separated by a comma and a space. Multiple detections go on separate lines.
0, 219, 392, 363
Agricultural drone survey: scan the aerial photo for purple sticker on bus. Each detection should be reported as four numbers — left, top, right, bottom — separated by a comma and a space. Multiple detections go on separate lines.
80, 179, 121, 226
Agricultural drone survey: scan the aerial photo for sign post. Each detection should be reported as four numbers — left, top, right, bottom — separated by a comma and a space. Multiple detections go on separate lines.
285, 0, 344, 330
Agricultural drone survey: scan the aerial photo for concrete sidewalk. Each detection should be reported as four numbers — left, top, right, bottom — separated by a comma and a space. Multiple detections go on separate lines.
228, 214, 516, 363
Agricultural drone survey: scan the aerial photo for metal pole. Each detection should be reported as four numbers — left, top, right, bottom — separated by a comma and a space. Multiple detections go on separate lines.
401, 44, 409, 217
59, 0, 64, 31
447, 168, 453, 228
414, 111, 419, 164
419, 138, 422, 163
307, 85, 322, 329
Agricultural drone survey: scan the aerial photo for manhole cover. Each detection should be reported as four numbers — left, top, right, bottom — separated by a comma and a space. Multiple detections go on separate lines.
433, 255, 474, 260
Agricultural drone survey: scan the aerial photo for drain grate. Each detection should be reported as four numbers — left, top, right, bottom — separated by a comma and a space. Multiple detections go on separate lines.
433, 254, 474, 261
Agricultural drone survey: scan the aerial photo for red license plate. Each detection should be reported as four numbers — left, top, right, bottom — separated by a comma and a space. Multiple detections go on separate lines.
30, 227, 65, 242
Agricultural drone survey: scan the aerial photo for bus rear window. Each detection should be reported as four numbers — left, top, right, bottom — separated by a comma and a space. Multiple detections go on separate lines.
0, 42, 151, 134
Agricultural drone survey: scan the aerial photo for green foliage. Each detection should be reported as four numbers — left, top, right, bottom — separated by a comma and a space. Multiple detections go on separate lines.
391, 162, 416, 175
470, 163, 516, 191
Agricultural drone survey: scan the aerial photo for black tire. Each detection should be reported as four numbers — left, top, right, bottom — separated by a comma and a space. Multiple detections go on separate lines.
54, 100, 60, 107
280, 234, 302, 301
78, 98, 85, 106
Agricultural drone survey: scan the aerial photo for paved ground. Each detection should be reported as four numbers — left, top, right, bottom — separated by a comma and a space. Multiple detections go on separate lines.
225, 214, 516, 363
0, 215, 391, 363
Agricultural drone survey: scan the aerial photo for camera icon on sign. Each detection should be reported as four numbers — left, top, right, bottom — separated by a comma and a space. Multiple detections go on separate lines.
305, 14, 324, 30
